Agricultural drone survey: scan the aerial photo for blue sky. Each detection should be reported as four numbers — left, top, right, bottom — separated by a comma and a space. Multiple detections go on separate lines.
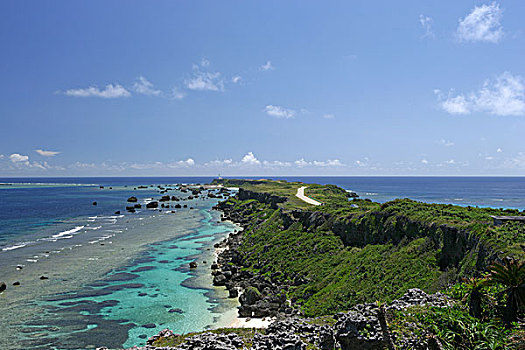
1, 1, 524, 176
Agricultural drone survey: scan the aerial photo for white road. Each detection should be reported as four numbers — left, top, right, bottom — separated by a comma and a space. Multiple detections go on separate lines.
296, 186, 322, 206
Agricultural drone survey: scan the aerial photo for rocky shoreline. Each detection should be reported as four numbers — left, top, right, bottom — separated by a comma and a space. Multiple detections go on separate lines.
115, 288, 451, 350
108, 189, 456, 349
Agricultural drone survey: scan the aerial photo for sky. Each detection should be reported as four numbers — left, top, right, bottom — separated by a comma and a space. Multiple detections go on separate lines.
1, 1, 524, 176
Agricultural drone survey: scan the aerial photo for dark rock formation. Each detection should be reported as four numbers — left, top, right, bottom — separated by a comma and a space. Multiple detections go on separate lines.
0, 281, 6, 292
127, 196, 138, 202
237, 188, 286, 209
168, 308, 184, 314
146, 201, 158, 209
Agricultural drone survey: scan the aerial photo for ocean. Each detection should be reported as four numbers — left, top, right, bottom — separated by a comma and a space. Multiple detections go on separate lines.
0, 176, 524, 349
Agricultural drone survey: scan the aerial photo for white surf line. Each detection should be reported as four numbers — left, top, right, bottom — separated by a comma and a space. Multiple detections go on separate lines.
296, 186, 322, 206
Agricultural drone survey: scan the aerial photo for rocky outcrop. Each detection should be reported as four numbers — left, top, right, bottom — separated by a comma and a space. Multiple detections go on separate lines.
237, 189, 287, 209
125, 289, 450, 350
334, 289, 450, 350
211, 231, 295, 319
127, 197, 138, 202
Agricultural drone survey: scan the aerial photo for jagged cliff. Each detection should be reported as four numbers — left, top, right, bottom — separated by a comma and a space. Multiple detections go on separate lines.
226, 187, 501, 279
214, 179, 522, 317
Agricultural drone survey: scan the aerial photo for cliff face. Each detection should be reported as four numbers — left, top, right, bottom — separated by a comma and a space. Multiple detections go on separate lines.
237, 188, 287, 209
232, 190, 500, 281
289, 208, 498, 274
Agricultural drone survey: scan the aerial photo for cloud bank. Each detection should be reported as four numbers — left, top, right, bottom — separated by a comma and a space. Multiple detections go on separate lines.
64, 84, 131, 98
436, 72, 525, 116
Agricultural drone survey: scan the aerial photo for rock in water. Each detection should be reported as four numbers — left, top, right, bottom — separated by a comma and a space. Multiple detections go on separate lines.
0, 281, 6, 292
189, 261, 198, 268
127, 196, 138, 202
146, 201, 159, 209
92, 201, 97, 206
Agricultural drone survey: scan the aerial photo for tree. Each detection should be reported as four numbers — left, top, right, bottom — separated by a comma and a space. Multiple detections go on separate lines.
486, 257, 525, 325
462, 277, 487, 319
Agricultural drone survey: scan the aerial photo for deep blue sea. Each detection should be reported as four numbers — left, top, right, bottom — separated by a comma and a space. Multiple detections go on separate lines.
0, 176, 524, 349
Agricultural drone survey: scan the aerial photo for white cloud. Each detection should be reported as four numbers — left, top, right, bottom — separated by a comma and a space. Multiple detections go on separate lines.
502, 153, 525, 169
132, 76, 161, 96
205, 159, 234, 167
64, 84, 131, 98
435, 90, 470, 114
185, 158, 195, 166
313, 159, 343, 167
497, 148, 503, 153
168, 158, 195, 167
70, 162, 96, 169
260, 61, 274, 71
262, 160, 292, 167
294, 158, 343, 167
295, 158, 308, 167
445, 159, 456, 164
0, 154, 4, 159
439, 139, 454, 147
6, 153, 53, 170
170, 87, 186, 100
322, 114, 335, 119
200, 58, 210, 67
474, 73, 525, 116
419, 14, 434, 38
456, 2, 503, 43
436, 72, 525, 116
265, 105, 296, 119
241, 152, 260, 165
232, 76, 242, 84
185, 70, 224, 91
9, 153, 29, 163
485, 156, 494, 160
35, 149, 60, 156
421, 159, 429, 164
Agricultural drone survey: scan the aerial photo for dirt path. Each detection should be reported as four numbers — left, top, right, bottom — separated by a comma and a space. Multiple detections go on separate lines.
296, 186, 322, 206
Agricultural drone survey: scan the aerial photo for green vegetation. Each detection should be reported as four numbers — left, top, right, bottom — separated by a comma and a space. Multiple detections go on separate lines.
485, 258, 525, 325
233, 198, 444, 315
212, 179, 525, 347
389, 305, 511, 349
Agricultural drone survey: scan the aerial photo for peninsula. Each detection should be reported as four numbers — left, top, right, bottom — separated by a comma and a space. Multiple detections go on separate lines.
120, 179, 524, 349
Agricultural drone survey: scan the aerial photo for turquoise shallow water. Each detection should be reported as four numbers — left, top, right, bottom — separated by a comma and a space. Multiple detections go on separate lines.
0, 181, 239, 350
39, 209, 237, 349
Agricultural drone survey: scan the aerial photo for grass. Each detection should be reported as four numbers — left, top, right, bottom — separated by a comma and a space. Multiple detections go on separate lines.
215, 179, 525, 317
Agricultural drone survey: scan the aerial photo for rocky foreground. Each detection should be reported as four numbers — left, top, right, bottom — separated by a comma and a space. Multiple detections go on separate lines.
106, 288, 450, 350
